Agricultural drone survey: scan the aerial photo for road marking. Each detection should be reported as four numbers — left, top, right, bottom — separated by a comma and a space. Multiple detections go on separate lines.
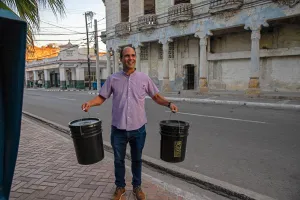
203, 96, 218, 100
277, 100, 290, 104
56, 97, 76, 101
166, 111, 267, 124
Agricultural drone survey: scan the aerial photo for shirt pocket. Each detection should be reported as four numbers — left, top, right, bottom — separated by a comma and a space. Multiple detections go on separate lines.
137, 84, 146, 99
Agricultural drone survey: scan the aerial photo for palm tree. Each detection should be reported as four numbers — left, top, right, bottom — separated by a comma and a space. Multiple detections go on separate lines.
0, 0, 66, 46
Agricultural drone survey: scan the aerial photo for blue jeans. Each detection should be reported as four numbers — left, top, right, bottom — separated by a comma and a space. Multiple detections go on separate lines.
111, 125, 146, 188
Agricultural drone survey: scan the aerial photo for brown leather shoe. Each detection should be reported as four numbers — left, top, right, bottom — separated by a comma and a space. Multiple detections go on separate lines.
133, 186, 146, 200
112, 187, 125, 200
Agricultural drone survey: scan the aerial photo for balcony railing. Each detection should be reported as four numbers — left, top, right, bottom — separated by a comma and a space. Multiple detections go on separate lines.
138, 14, 157, 30
115, 22, 131, 37
168, 3, 193, 24
271, 0, 300, 8
209, 0, 243, 14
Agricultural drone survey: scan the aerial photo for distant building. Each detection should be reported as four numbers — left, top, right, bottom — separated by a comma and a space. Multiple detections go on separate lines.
25, 42, 111, 89
101, 0, 300, 95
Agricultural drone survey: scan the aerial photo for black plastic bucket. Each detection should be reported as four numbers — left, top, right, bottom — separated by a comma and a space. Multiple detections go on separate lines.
69, 118, 104, 165
160, 120, 189, 163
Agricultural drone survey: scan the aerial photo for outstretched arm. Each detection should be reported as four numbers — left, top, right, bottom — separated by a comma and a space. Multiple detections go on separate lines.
81, 95, 106, 112
151, 93, 178, 113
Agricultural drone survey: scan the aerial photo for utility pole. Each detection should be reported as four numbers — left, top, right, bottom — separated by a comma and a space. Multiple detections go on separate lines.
84, 11, 93, 90
94, 19, 101, 91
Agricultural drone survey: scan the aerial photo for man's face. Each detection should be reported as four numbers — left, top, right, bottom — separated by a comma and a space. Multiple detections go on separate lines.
121, 47, 136, 69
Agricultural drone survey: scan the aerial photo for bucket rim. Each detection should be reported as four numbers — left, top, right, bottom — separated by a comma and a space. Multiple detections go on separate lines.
159, 120, 189, 127
69, 117, 102, 127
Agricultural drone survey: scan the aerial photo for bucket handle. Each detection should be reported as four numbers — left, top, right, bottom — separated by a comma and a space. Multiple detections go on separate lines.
79, 111, 91, 136
168, 112, 181, 135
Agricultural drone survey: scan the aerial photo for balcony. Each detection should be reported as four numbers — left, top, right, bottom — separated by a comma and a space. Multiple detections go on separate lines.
168, 3, 193, 24
209, 0, 243, 14
115, 22, 131, 37
272, 0, 300, 8
138, 14, 157, 30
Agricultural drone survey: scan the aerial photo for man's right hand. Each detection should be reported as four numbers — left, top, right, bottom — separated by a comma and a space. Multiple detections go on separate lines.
81, 102, 91, 112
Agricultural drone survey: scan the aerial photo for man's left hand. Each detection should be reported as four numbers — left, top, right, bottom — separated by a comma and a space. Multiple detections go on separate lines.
170, 103, 178, 113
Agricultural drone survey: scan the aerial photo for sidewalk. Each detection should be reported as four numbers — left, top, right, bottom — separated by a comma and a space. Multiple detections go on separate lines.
10, 118, 185, 200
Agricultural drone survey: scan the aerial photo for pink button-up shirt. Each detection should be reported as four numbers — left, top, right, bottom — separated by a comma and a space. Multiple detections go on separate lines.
99, 71, 159, 131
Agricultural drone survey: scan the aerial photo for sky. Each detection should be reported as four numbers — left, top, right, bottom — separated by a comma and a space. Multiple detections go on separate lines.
35, 0, 106, 51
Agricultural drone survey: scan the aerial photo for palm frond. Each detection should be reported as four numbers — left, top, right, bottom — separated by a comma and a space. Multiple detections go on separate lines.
1, 0, 66, 46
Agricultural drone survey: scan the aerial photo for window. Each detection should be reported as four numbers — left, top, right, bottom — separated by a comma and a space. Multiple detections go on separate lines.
66, 50, 73, 57
158, 44, 163, 59
141, 46, 148, 60
84, 71, 96, 82
158, 43, 174, 59
121, 0, 129, 22
174, 0, 190, 5
144, 0, 155, 14
169, 42, 174, 59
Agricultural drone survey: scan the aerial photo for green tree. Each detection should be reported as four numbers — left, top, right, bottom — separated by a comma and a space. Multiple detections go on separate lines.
0, 0, 66, 46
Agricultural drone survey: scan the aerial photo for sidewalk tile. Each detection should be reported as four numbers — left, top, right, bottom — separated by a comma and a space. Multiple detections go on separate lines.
10, 118, 187, 200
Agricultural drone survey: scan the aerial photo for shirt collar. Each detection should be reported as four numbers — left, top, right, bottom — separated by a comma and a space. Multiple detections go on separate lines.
122, 68, 136, 77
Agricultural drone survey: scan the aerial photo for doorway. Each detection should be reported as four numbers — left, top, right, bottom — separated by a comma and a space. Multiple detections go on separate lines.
183, 64, 195, 90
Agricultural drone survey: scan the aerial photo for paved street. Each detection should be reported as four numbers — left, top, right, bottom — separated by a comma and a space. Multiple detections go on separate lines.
22, 89, 300, 200
11, 117, 195, 200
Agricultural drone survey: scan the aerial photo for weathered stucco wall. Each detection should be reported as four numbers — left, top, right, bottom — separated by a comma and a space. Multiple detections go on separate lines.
209, 59, 250, 90
129, 0, 143, 22
105, 0, 120, 38
261, 24, 300, 49
261, 56, 300, 92
211, 30, 251, 53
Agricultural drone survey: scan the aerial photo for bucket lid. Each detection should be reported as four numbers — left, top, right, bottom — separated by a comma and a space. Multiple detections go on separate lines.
160, 120, 189, 128
69, 118, 101, 127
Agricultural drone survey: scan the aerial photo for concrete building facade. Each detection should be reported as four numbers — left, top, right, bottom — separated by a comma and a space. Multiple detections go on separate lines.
101, 0, 300, 95
25, 42, 110, 90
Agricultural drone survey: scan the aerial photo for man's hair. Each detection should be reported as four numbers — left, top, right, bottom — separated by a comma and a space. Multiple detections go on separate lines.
119, 46, 136, 59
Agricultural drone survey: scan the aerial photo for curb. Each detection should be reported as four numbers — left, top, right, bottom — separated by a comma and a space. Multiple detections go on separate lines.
22, 111, 276, 200
86, 93, 300, 110
165, 97, 300, 111
88, 92, 98, 95
46, 89, 86, 92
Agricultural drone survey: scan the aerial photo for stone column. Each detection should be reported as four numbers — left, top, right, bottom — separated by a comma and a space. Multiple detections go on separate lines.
195, 30, 212, 93
135, 46, 141, 72
247, 27, 261, 96
59, 67, 67, 90
199, 36, 209, 93
160, 40, 172, 92
114, 49, 120, 73
25, 71, 30, 88
76, 67, 85, 89
106, 51, 112, 77
70, 68, 76, 88
44, 69, 51, 89
33, 70, 38, 88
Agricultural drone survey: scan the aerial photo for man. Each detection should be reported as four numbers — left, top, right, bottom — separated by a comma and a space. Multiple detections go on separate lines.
81, 46, 178, 200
